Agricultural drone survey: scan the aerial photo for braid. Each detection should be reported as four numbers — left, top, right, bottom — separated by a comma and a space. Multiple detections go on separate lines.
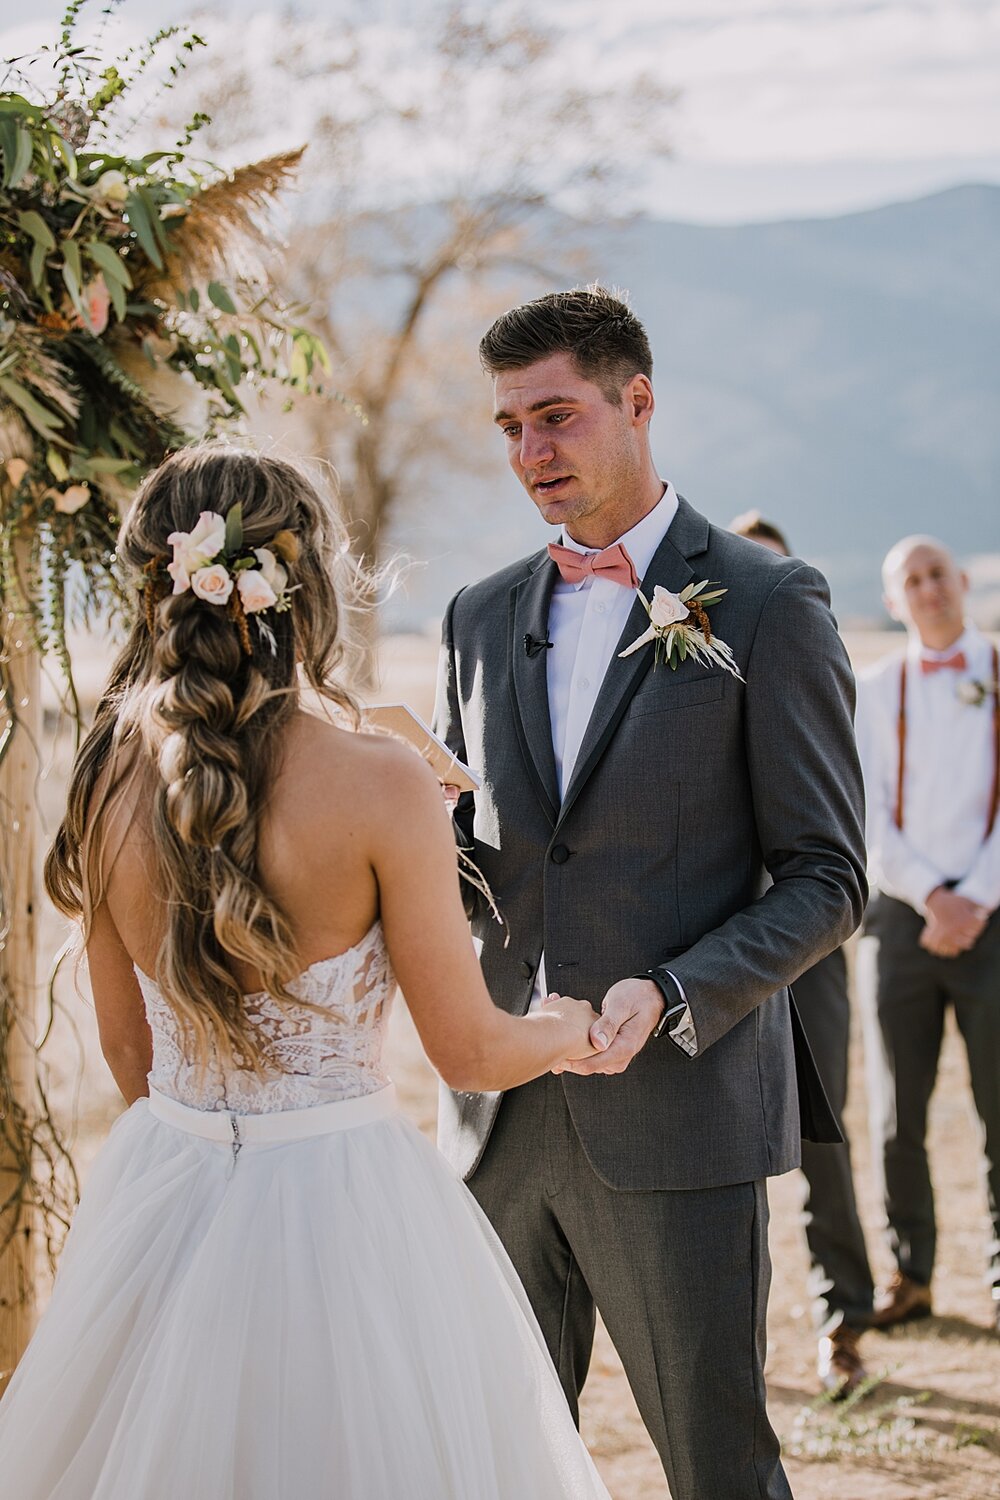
45, 443, 363, 1076
147, 578, 299, 1070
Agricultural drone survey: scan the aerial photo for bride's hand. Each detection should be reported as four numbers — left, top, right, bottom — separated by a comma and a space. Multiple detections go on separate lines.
541, 993, 608, 1066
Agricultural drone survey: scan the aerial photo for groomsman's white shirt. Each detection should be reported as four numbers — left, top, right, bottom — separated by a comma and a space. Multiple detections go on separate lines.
528, 484, 697, 1053
856, 624, 1000, 914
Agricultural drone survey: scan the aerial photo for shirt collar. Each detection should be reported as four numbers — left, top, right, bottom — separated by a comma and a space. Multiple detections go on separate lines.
558, 482, 679, 586
907, 623, 986, 670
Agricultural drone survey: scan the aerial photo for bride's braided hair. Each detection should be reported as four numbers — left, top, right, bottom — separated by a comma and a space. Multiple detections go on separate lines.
46, 445, 361, 1072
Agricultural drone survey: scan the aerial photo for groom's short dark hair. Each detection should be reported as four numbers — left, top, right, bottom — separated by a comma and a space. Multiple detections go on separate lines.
479, 287, 653, 404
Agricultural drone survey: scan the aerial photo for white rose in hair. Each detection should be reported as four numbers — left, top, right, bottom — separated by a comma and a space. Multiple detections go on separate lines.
167, 510, 227, 593
648, 585, 690, 628
237, 569, 278, 614
191, 564, 234, 604
254, 547, 288, 595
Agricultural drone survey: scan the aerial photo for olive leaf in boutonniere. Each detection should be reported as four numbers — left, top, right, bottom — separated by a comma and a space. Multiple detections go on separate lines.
957, 678, 1000, 708
618, 580, 744, 679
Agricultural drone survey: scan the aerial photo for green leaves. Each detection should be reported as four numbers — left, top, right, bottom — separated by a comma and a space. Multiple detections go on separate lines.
16, 210, 54, 252
124, 188, 164, 269
224, 502, 244, 555
0, 117, 33, 188
84, 239, 133, 289
60, 237, 87, 323
207, 281, 237, 314
1, 26, 331, 657
0, 377, 64, 438
84, 239, 131, 320
289, 328, 332, 388
18, 211, 56, 295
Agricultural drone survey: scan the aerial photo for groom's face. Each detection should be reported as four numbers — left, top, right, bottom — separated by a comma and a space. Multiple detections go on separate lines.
492, 352, 648, 541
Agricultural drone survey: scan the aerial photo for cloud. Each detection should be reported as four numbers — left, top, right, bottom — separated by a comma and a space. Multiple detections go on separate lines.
4, 0, 999, 221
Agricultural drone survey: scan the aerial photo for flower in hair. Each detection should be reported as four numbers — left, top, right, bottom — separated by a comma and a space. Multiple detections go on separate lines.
167, 511, 227, 594
235, 546, 288, 615
155, 504, 296, 652
191, 564, 234, 604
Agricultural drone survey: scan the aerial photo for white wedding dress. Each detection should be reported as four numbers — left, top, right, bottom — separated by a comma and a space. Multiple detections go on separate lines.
0, 922, 610, 1499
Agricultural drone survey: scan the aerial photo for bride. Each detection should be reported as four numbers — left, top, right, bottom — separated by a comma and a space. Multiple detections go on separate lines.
0, 446, 611, 1499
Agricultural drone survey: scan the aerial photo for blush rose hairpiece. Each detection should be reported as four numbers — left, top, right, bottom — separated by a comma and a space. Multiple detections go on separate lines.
142, 503, 299, 655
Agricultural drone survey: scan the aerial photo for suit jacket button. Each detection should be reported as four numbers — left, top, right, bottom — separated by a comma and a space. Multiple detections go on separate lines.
520, 959, 535, 978
550, 844, 570, 864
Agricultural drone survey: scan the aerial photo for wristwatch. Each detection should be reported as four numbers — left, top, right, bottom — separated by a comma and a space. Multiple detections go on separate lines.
639, 969, 688, 1039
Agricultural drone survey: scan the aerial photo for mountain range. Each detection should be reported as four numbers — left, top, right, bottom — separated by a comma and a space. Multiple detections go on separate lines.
375, 184, 1000, 629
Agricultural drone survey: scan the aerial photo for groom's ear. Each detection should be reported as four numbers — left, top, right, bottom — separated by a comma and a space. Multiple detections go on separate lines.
627, 374, 654, 428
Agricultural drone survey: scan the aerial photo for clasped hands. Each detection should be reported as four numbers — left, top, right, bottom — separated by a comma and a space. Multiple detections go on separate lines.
440, 788, 666, 1074
546, 978, 665, 1077
920, 886, 989, 958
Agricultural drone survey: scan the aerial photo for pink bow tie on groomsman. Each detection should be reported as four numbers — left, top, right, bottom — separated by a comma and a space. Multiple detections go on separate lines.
920, 651, 967, 675
546, 541, 639, 589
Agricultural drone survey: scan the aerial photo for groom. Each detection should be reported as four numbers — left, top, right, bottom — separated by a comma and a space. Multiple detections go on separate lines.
433, 288, 867, 1500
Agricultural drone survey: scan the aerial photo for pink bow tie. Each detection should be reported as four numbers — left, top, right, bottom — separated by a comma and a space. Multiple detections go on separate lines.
546, 540, 639, 589
920, 651, 967, 675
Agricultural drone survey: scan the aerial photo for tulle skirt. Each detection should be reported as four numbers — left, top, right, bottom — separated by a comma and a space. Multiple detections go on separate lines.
0, 1085, 609, 1499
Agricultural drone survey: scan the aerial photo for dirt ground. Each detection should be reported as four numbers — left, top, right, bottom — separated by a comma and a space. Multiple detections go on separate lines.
31, 631, 1000, 1500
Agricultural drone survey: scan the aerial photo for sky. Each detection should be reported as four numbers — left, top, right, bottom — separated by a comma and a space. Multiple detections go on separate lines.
2, 0, 999, 223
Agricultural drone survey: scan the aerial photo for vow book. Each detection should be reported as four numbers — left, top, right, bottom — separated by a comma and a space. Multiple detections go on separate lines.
362, 703, 481, 795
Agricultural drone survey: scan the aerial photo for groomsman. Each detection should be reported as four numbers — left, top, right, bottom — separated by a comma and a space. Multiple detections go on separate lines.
856, 536, 1000, 1331
730, 511, 875, 1394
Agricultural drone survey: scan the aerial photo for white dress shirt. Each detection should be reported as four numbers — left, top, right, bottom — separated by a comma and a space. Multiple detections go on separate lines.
856, 624, 1000, 914
528, 484, 696, 1052
546, 486, 679, 799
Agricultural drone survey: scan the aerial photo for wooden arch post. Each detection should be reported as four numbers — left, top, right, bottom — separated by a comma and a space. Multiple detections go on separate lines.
0, 548, 40, 1392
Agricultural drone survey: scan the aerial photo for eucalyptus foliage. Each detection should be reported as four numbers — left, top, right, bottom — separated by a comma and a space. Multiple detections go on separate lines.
0, 1, 328, 664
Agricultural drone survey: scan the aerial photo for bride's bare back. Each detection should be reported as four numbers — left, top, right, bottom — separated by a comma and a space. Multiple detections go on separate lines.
106, 711, 389, 985
94, 710, 600, 1103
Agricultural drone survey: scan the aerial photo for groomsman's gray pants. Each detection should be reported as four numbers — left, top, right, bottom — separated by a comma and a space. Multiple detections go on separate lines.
863, 894, 1000, 1291
468, 1073, 792, 1500
793, 949, 875, 1331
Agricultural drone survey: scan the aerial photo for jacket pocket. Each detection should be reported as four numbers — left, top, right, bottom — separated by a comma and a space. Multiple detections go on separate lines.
629, 673, 726, 717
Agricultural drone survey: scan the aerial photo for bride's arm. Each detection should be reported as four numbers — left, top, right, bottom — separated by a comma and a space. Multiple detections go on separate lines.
370, 743, 602, 1092
87, 900, 153, 1105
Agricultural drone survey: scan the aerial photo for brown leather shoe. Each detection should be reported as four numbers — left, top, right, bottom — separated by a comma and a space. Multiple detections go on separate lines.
818, 1326, 868, 1398
871, 1271, 932, 1327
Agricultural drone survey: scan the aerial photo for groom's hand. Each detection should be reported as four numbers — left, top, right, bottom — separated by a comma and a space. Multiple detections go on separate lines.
552, 978, 664, 1076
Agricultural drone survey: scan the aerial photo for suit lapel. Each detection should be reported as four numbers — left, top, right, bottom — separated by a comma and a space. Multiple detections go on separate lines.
557, 498, 709, 828
508, 553, 560, 824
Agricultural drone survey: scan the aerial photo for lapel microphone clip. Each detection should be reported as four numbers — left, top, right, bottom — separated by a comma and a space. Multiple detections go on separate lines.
524, 633, 554, 659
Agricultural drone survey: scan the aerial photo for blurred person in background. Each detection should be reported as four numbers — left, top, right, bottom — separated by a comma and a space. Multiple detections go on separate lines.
730, 510, 876, 1395
856, 536, 1000, 1333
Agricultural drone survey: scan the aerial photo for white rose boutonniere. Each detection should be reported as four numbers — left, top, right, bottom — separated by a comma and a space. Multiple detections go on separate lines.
619, 580, 744, 679
957, 678, 999, 708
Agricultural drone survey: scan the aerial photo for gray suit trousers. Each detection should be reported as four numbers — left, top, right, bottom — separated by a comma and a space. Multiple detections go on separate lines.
469, 1074, 792, 1500
864, 895, 1000, 1288
793, 949, 875, 1330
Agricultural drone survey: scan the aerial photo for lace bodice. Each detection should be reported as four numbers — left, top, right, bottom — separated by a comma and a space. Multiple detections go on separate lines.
136, 921, 395, 1113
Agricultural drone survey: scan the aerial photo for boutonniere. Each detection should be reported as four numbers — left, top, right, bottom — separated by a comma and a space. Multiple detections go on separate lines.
618, 580, 744, 679
957, 678, 999, 708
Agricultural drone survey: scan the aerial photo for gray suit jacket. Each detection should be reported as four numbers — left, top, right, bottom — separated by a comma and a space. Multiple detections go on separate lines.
433, 497, 867, 1191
